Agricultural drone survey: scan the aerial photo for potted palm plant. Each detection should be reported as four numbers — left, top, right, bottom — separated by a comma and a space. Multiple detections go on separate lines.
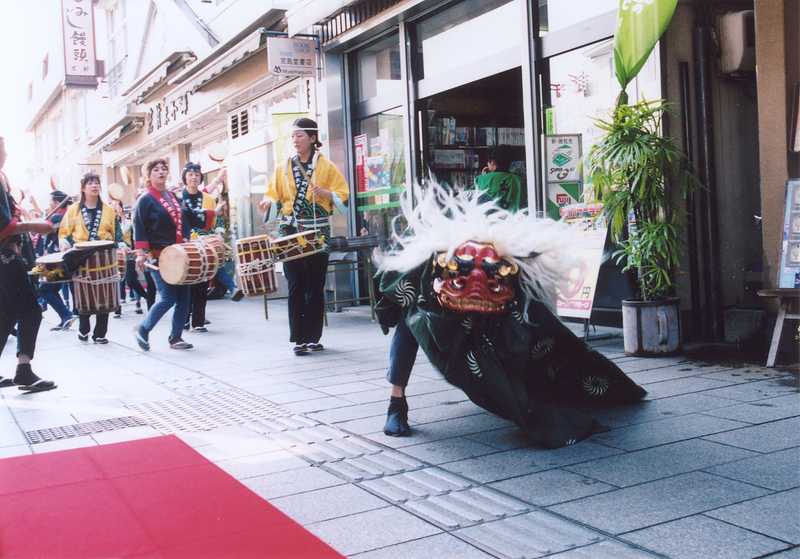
588, 99, 693, 355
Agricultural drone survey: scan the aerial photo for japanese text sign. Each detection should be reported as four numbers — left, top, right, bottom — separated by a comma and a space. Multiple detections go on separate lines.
61, 0, 97, 86
545, 134, 582, 183
268, 37, 316, 77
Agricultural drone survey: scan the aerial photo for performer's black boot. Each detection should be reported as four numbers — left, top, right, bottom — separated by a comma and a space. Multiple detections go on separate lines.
383, 396, 410, 436
13, 364, 56, 393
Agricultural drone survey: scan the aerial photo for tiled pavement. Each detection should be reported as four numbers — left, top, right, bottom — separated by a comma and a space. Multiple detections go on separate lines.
1, 296, 798, 558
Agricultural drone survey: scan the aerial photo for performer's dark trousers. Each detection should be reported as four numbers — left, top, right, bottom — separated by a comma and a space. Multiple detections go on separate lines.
283, 252, 329, 344
188, 281, 208, 328
386, 318, 419, 387
79, 313, 109, 339
0, 310, 42, 359
125, 261, 155, 309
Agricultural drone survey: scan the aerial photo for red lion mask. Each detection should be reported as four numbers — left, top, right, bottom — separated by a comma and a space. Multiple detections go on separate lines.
432, 241, 518, 314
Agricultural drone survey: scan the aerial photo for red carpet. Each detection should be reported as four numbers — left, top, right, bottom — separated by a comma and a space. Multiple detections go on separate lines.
0, 435, 344, 558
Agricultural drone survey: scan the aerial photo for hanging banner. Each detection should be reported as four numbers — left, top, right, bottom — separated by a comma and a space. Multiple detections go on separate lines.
61, 0, 98, 87
613, 0, 677, 96
557, 204, 608, 319
268, 37, 316, 77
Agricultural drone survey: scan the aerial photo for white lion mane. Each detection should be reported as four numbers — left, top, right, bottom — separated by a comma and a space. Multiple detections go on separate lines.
374, 181, 577, 312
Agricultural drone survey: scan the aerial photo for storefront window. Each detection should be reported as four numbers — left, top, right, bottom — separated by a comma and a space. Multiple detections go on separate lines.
353, 108, 406, 243
541, 38, 661, 218
356, 34, 402, 104
415, 0, 520, 82
538, 0, 616, 35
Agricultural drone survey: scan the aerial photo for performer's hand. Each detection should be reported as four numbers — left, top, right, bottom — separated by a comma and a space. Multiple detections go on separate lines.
135, 252, 148, 273
257, 197, 271, 212
309, 185, 332, 202
215, 201, 227, 215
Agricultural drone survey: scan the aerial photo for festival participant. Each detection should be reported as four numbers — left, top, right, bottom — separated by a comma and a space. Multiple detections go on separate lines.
474, 145, 522, 212
40, 190, 77, 331
180, 162, 221, 332
257, 118, 349, 356
133, 159, 221, 351
374, 183, 646, 446
58, 172, 124, 344
0, 135, 57, 392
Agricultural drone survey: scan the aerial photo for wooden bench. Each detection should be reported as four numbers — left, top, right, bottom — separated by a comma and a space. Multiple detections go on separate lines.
757, 288, 800, 367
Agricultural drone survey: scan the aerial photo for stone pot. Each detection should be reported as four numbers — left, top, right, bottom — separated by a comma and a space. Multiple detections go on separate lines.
621, 297, 682, 356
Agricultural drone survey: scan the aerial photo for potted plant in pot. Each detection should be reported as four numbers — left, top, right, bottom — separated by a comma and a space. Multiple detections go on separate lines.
587, 99, 694, 355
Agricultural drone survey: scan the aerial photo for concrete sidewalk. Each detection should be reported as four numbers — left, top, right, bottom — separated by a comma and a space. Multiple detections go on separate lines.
1, 297, 798, 558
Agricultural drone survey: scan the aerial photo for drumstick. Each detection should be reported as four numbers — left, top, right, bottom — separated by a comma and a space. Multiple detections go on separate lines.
144, 262, 159, 271
44, 195, 76, 221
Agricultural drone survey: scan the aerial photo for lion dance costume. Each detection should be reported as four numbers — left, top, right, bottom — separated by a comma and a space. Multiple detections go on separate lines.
375, 184, 645, 448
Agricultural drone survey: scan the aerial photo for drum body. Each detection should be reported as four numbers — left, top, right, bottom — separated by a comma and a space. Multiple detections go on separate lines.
72, 241, 121, 314
33, 252, 69, 283
158, 235, 224, 285
116, 248, 128, 275
270, 230, 324, 263
235, 235, 277, 297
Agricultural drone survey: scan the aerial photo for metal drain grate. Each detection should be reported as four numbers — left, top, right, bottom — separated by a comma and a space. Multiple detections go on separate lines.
126, 389, 294, 433
25, 416, 148, 444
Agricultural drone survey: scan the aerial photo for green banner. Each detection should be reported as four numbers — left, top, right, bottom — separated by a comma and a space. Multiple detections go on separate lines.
613, 0, 677, 100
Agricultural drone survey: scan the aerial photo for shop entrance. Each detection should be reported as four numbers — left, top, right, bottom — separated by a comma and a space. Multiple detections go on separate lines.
416, 67, 527, 209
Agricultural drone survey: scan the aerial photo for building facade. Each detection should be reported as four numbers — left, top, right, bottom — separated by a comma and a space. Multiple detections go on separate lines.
286, 0, 797, 345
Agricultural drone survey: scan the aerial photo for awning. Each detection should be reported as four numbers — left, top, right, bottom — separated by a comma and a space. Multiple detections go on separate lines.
287, 0, 360, 36
170, 8, 284, 86
182, 28, 266, 94
100, 120, 144, 151
121, 51, 196, 104
88, 108, 146, 146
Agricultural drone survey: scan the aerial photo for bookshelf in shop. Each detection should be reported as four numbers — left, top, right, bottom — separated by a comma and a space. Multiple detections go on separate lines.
419, 114, 526, 191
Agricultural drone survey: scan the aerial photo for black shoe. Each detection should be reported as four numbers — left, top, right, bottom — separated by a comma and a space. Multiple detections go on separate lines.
14, 364, 57, 393
383, 396, 411, 436
78, 333, 89, 342
169, 338, 193, 350
113, 310, 122, 319
231, 290, 245, 302
93, 337, 109, 345
306, 343, 324, 352
0, 377, 15, 388
135, 325, 150, 351
135, 304, 143, 315
293, 344, 309, 356
192, 326, 208, 333
204, 319, 211, 325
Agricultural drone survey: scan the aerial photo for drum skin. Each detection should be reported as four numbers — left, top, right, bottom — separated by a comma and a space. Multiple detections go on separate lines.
159, 236, 224, 285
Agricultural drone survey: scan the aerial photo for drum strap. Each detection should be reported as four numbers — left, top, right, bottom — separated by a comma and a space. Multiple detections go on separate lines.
151, 190, 184, 243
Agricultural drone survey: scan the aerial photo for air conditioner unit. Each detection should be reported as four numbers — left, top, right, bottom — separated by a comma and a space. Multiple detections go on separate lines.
719, 10, 755, 74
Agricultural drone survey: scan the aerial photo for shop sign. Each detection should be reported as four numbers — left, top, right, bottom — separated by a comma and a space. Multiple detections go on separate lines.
545, 134, 581, 183
354, 134, 368, 193
147, 92, 191, 135
268, 38, 316, 77
556, 206, 608, 319
61, 0, 97, 87
778, 179, 800, 288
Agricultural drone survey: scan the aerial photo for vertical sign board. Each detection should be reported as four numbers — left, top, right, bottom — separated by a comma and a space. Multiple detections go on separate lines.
778, 179, 800, 288
353, 134, 368, 193
61, 0, 97, 87
556, 204, 608, 319
545, 134, 582, 220
268, 38, 317, 77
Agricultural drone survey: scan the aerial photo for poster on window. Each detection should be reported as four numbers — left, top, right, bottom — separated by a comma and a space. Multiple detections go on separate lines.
354, 134, 368, 193
61, 0, 98, 87
545, 134, 582, 183
778, 179, 800, 288
556, 206, 608, 319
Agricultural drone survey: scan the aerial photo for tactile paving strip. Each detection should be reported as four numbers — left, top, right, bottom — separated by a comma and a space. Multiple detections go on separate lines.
455, 511, 605, 558
126, 389, 295, 433
24, 416, 148, 444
